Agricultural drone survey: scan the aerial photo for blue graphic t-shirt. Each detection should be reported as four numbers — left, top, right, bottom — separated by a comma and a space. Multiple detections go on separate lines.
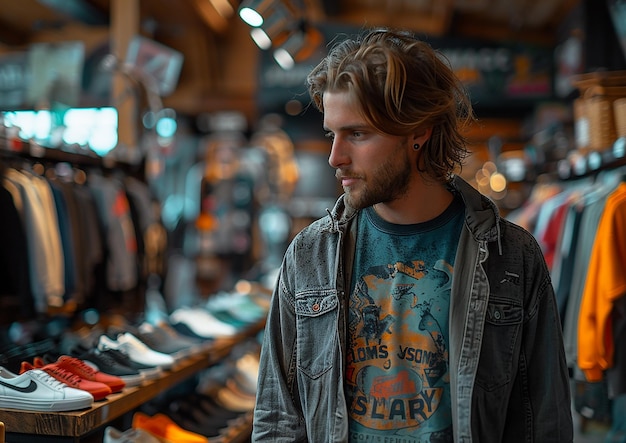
347, 196, 465, 442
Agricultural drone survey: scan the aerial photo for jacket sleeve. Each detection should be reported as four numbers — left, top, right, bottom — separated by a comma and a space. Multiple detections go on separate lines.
508, 230, 573, 442
252, 251, 307, 442
480, 222, 573, 442
522, 268, 573, 441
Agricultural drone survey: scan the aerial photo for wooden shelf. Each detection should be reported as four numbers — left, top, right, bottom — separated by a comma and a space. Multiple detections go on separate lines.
0, 321, 264, 442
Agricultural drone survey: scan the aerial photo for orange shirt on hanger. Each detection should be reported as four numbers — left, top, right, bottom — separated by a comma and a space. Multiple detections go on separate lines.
578, 182, 626, 382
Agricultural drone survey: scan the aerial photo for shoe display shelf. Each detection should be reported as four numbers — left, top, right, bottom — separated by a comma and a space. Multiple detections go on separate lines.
0, 319, 265, 443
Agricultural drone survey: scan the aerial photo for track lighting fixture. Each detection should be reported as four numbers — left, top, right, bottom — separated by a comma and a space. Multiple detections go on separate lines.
238, 0, 323, 69
273, 23, 323, 70
238, 0, 276, 27
248, 2, 292, 50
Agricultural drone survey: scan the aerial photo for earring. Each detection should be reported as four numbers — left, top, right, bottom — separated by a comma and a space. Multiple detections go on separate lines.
413, 143, 420, 150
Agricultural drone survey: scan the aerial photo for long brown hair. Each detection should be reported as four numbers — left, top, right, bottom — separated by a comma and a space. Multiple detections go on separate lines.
306, 28, 475, 182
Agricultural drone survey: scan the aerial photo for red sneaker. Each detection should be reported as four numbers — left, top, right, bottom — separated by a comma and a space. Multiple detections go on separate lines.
52, 356, 126, 394
20, 361, 112, 401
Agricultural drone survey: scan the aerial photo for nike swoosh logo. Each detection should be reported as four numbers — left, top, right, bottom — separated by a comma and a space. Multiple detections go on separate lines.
0, 379, 37, 393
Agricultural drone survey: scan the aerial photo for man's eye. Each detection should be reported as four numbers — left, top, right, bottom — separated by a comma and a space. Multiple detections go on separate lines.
353, 131, 363, 138
324, 132, 335, 140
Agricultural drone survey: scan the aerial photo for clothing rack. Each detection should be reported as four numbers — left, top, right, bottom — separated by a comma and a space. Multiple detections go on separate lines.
1, 137, 104, 166
555, 136, 626, 180
0, 135, 158, 327
509, 140, 626, 437
0, 136, 144, 179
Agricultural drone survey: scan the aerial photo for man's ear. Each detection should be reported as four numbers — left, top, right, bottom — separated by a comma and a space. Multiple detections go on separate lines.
413, 127, 433, 147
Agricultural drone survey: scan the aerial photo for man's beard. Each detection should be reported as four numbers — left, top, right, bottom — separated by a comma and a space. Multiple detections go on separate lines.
342, 148, 413, 210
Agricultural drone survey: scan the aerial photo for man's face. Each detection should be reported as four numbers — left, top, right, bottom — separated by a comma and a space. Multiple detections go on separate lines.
323, 90, 412, 210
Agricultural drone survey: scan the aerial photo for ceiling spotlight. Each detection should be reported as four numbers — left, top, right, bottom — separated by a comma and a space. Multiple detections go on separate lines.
250, 27, 273, 50
238, 0, 276, 27
248, 4, 291, 49
273, 25, 323, 70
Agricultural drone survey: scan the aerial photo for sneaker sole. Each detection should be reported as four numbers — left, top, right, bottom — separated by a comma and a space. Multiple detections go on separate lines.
119, 373, 145, 387
0, 394, 93, 412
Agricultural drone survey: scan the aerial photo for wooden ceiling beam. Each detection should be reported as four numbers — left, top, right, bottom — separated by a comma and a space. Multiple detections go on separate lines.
327, 0, 455, 36
189, 0, 231, 34
0, 18, 30, 47
451, 12, 557, 46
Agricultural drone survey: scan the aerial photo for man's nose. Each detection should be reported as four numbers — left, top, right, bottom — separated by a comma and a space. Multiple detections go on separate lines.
328, 138, 349, 169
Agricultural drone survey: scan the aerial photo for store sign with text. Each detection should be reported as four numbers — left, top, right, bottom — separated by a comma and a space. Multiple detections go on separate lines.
433, 37, 553, 106
258, 25, 553, 112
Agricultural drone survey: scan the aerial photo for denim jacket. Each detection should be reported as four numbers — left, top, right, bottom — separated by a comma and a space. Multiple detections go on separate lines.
252, 175, 573, 442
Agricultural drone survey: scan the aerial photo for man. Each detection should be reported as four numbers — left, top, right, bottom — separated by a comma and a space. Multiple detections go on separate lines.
252, 28, 573, 442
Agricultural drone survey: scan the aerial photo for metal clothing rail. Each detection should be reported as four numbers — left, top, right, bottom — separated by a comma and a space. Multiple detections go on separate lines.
556, 137, 626, 180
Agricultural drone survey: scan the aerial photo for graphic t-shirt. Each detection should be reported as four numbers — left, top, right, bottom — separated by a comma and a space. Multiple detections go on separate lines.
347, 196, 465, 442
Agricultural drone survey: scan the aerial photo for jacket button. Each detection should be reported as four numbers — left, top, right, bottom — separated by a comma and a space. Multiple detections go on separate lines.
312, 303, 320, 311
494, 310, 501, 320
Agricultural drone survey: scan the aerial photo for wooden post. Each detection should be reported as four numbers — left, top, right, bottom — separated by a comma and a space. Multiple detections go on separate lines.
110, 0, 140, 155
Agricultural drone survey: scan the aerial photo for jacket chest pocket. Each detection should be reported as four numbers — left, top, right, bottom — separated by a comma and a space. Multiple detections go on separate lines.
475, 296, 522, 391
295, 291, 339, 379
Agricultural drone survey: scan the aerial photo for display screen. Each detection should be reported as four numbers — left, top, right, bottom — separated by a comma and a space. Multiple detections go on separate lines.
2, 107, 118, 156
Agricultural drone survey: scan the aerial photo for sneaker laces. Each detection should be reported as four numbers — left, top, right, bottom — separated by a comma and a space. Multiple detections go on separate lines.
104, 348, 132, 363
31, 370, 70, 390
44, 365, 83, 387
59, 356, 98, 377
91, 348, 121, 366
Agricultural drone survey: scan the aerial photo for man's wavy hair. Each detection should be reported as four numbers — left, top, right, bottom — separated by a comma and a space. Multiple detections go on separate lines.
306, 28, 475, 182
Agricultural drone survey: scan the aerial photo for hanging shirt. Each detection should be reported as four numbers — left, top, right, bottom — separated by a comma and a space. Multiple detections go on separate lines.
4, 168, 65, 310
578, 182, 626, 382
347, 196, 464, 442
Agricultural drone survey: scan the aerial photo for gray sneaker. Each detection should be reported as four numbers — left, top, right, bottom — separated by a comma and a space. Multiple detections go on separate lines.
104, 426, 162, 443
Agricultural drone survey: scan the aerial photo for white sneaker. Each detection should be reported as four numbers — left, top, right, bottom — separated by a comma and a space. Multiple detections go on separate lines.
98, 334, 175, 370
0, 366, 94, 412
170, 307, 238, 339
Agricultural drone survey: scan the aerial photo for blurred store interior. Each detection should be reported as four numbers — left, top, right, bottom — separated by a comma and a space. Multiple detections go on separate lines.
0, 0, 625, 441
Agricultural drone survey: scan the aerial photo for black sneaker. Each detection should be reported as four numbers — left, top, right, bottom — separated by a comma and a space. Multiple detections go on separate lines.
185, 392, 243, 421
164, 398, 232, 438
0, 339, 56, 374
70, 345, 144, 387
99, 348, 162, 381
155, 321, 212, 354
